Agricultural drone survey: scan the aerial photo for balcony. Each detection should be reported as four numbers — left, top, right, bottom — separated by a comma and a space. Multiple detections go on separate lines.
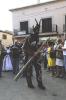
13, 29, 27, 35
13, 29, 29, 38
13, 24, 58, 37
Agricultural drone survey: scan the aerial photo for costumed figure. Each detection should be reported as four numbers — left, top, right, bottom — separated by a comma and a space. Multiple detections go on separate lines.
23, 19, 46, 89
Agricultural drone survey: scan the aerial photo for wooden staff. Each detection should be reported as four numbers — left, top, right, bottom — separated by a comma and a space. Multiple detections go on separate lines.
14, 42, 44, 81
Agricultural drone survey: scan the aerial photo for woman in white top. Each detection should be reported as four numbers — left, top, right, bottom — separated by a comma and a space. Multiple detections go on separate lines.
56, 39, 64, 77
62, 40, 66, 72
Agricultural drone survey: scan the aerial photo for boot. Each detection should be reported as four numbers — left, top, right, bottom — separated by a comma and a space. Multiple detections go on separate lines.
38, 84, 46, 90
28, 84, 35, 88
27, 79, 35, 88
38, 82, 46, 90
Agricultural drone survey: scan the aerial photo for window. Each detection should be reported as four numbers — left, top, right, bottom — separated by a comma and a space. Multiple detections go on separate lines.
2, 34, 7, 39
42, 18, 52, 33
20, 21, 28, 34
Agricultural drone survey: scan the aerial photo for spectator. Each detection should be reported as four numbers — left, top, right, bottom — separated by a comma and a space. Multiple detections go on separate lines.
0, 40, 5, 77
11, 41, 20, 75
43, 43, 47, 69
47, 41, 56, 76
56, 39, 64, 78
62, 40, 66, 73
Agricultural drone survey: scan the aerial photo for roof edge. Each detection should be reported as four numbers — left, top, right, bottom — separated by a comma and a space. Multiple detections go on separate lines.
9, 0, 65, 12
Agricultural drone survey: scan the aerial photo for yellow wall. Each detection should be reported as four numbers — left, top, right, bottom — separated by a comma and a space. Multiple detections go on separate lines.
0, 32, 13, 48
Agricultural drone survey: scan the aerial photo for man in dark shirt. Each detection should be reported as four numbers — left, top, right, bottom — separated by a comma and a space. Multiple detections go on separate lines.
11, 41, 20, 75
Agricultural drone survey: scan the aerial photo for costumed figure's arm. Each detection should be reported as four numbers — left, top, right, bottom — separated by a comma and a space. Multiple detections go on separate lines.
13, 42, 44, 81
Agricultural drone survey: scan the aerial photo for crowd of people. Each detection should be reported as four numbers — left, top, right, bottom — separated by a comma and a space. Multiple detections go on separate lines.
0, 18, 66, 90
43, 38, 66, 79
0, 36, 66, 89
0, 19, 46, 90
0, 40, 22, 77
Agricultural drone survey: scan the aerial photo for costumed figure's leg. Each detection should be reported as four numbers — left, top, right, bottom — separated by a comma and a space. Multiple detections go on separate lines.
26, 63, 34, 88
34, 61, 46, 89
22, 55, 28, 77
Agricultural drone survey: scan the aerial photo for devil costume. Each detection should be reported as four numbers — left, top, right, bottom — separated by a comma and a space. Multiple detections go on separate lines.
23, 19, 45, 89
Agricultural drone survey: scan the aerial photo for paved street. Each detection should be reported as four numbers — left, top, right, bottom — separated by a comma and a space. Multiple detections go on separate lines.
0, 69, 66, 100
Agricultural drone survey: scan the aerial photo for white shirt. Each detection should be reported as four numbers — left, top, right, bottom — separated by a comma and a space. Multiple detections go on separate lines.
62, 40, 66, 55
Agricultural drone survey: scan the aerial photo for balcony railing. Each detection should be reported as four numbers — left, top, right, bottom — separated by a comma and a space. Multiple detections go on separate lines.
13, 29, 26, 35
41, 24, 58, 33
13, 24, 58, 36
13, 29, 19, 36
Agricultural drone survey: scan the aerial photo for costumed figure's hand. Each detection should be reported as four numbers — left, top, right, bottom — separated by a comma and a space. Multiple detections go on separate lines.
33, 52, 37, 57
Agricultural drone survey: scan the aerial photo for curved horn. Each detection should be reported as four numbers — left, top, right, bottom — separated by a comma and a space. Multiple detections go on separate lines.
35, 18, 39, 25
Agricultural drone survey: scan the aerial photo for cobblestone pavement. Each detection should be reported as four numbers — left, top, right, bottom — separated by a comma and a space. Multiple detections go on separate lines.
0, 68, 66, 100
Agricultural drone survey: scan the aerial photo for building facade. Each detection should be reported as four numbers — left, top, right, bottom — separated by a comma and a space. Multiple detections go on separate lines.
10, 0, 66, 41
0, 31, 13, 47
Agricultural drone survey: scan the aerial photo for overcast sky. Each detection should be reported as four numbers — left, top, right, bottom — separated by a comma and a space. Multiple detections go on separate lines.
0, 0, 54, 31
